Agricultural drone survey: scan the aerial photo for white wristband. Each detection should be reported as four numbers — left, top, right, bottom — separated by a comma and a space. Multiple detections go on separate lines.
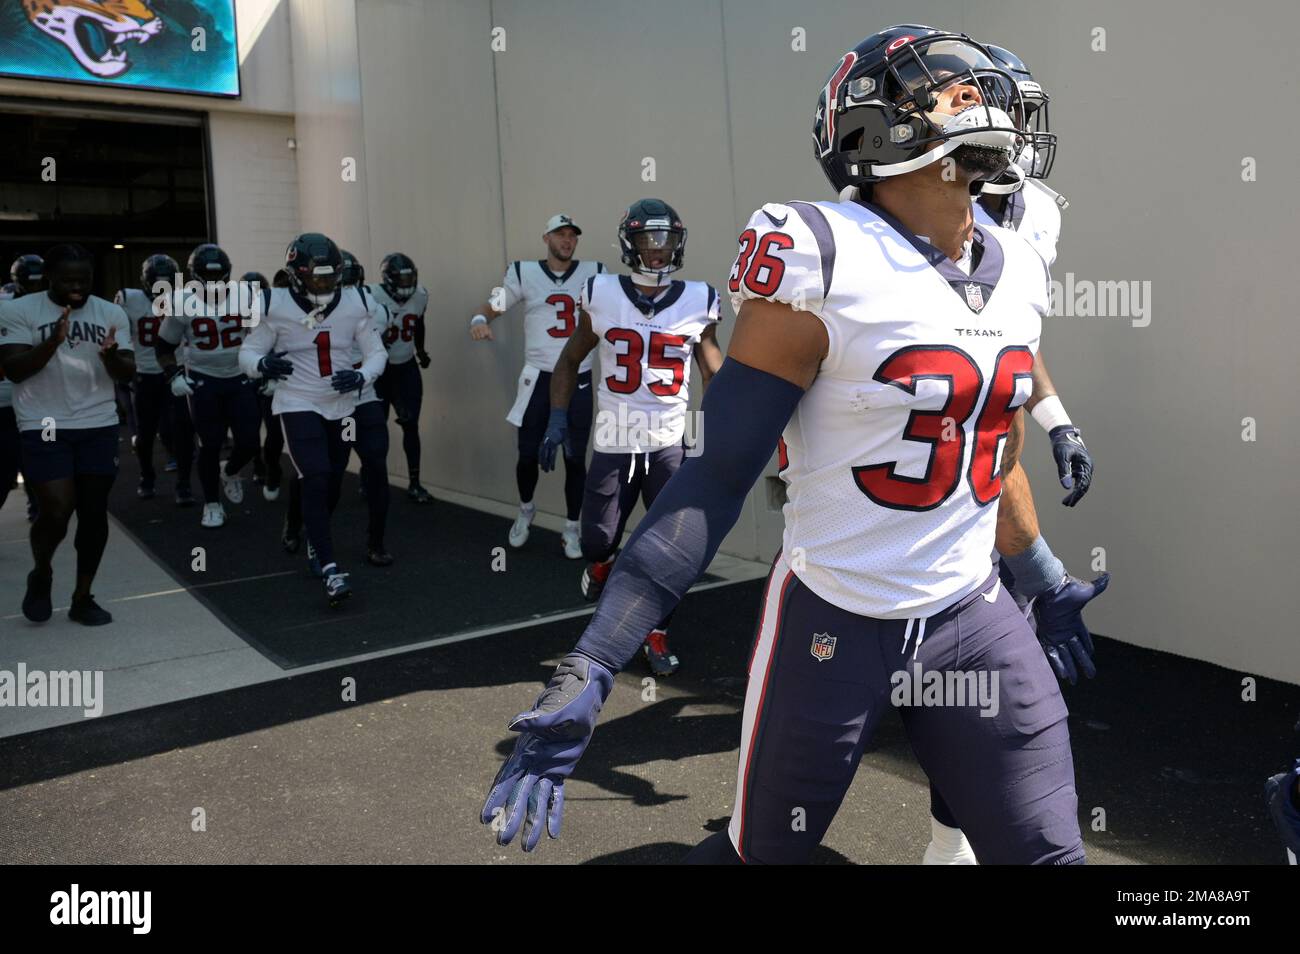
470, 314, 488, 328
1030, 395, 1072, 433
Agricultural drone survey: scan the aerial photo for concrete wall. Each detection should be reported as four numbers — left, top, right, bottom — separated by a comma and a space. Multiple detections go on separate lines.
209, 111, 299, 272
3, 0, 1295, 684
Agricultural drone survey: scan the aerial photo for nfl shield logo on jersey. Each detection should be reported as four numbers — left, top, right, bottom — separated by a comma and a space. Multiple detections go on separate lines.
964, 282, 985, 313
810, 632, 836, 662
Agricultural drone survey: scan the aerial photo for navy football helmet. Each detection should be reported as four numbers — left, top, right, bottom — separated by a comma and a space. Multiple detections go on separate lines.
379, 253, 417, 302
812, 25, 1025, 197
286, 233, 343, 306
617, 198, 686, 283
10, 254, 47, 296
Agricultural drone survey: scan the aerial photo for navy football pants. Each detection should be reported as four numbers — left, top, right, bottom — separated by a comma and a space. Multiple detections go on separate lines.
707, 551, 1084, 865
188, 372, 260, 504
280, 410, 350, 568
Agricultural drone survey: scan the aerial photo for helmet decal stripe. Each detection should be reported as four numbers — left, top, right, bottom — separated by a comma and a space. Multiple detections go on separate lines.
823, 51, 858, 150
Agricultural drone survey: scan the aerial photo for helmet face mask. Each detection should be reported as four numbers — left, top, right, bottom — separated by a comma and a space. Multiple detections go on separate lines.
983, 44, 1056, 182
618, 199, 686, 283
338, 251, 363, 288
380, 253, 417, 303
10, 254, 47, 296
814, 27, 1027, 196
141, 254, 179, 296
286, 233, 343, 307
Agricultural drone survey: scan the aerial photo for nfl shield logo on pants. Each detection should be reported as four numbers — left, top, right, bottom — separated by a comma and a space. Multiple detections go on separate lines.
810, 632, 836, 662
964, 282, 985, 313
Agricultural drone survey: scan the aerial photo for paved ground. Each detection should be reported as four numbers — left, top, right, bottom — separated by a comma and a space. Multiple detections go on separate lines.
0, 441, 1296, 864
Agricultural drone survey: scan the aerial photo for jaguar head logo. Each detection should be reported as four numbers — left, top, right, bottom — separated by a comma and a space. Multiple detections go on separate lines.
23, 0, 164, 79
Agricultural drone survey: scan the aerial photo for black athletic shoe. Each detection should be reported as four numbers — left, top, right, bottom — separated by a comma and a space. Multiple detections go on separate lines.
68, 595, 113, 626
366, 545, 394, 567
175, 485, 196, 507
22, 569, 53, 622
407, 482, 433, 504
137, 479, 156, 500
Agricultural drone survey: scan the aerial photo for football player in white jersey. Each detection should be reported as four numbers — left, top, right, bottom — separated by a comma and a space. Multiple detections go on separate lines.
976, 43, 1093, 511
0, 255, 46, 520
916, 43, 1098, 867
240, 233, 388, 607
481, 27, 1108, 861
116, 254, 197, 506
0, 244, 135, 626
469, 214, 605, 557
155, 244, 262, 528
539, 199, 723, 676
368, 253, 433, 505
341, 250, 396, 565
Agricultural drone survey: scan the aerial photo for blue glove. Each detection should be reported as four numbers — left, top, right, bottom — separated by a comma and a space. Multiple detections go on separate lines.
257, 350, 294, 380
1033, 573, 1110, 685
1050, 425, 1093, 507
481, 653, 614, 852
331, 369, 365, 394
538, 407, 571, 473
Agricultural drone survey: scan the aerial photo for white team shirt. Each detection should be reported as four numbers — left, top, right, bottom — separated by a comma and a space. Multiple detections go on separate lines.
367, 284, 427, 366
349, 285, 391, 405
160, 288, 247, 378
581, 273, 720, 454
730, 199, 1050, 619
114, 287, 170, 375
239, 287, 387, 420
500, 260, 604, 373
0, 292, 134, 431
973, 180, 1062, 267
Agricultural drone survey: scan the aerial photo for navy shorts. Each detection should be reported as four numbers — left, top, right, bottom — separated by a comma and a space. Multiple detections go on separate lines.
519, 369, 592, 460
729, 552, 1083, 865
20, 425, 120, 484
378, 359, 423, 426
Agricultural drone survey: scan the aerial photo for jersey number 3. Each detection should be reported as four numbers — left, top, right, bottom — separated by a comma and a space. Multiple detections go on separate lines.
853, 345, 1033, 511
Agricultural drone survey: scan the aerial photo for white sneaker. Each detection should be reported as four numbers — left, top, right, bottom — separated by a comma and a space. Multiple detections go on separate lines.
221, 463, 244, 504
262, 483, 281, 502
562, 524, 582, 559
508, 508, 534, 548
201, 502, 226, 528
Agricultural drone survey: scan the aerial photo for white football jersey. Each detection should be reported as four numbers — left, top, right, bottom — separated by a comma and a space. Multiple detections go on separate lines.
500, 260, 604, 373
0, 293, 134, 431
239, 287, 388, 420
114, 287, 171, 375
367, 283, 428, 365
349, 286, 391, 405
731, 199, 1049, 619
160, 289, 247, 379
582, 273, 720, 453
973, 180, 1062, 267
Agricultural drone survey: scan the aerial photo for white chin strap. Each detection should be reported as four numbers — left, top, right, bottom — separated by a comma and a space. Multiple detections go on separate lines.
634, 263, 678, 283
978, 163, 1026, 195
869, 104, 1020, 181
1027, 177, 1070, 210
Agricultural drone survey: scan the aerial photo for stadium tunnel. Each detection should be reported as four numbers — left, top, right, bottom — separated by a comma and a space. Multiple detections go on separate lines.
0, 100, 213, 297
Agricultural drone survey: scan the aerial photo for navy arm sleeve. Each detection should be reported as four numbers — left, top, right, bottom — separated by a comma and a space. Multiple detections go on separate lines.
575, 357, 805, 670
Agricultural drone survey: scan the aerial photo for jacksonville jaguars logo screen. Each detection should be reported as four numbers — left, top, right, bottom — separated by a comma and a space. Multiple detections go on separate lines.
0, 0, 239, 97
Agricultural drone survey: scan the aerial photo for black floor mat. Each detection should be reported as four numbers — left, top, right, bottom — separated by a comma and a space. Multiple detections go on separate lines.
107, 435, 715, 668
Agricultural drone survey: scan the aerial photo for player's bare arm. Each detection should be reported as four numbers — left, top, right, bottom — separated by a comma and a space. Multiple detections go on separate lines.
727, 298, 827, 389
693, 320, 725, 389
469, 297, 504, 341
1025, 350, 1056, 410
549, 309, 598, 410
0, 310, 67, 383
